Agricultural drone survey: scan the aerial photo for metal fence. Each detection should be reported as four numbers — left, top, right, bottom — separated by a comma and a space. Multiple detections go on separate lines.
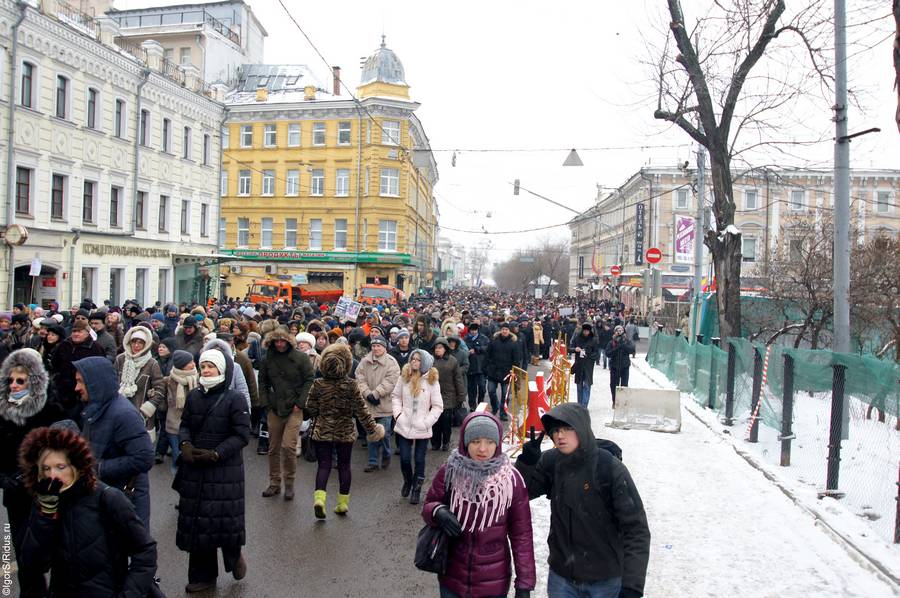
648, 332, 900, 544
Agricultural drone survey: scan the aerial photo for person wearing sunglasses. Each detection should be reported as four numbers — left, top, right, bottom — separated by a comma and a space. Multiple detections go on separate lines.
0, 348, 66, 595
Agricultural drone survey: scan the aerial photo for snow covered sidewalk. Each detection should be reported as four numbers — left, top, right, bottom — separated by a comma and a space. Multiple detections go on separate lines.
526, 356, 898, 597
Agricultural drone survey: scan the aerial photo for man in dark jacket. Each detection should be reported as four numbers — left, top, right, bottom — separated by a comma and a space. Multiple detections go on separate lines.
516, 403, 650, 598
389, 329, 413, 368
430, 337, 465, 451
257, 327, 314, 500
463, 323, 489, 410
484, 322, 521, 421
412, 315, 437, 355
89, 312, 118, 363
74, 356, 155, 528
605, 325, 635, 407
174, 317, 205, 359
52, 320, 105, 417
570, 323, 599, 407
596, 321, 613, 369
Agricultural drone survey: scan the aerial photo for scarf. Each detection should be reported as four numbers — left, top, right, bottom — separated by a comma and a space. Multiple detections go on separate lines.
199, 374, 225, 391
7, 389, 29, 405
443, 449, 518, 533
168, 367, 198, 409
119, 349, 153, 398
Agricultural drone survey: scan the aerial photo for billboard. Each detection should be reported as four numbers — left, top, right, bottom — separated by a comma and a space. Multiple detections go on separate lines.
634, 203, 645, 265
674, 215, 695, 264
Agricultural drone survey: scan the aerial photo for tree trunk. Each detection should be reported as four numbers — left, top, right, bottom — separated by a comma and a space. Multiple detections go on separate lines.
894, 0, 900, 132
705, 147, 742, 340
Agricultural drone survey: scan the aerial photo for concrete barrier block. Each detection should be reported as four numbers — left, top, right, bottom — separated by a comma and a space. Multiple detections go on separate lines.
608, 387, 682, 433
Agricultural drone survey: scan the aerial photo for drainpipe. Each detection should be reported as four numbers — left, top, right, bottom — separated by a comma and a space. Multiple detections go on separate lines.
67, 230, 80, 308
763, 168, 771, 276
215, 108, 228, 300
353, 102, 362, 295
132, 68, 151, 234
5, 3, 27, 310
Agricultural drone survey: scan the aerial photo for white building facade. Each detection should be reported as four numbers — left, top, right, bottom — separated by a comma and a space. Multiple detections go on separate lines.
0, 0, 227, 310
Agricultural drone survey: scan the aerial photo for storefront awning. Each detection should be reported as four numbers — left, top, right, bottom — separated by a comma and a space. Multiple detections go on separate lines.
662, 287, 691, 301
173, 253, 244, 265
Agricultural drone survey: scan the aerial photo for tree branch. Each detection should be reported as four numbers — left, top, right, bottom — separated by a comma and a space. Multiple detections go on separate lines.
653, 108, 708, 145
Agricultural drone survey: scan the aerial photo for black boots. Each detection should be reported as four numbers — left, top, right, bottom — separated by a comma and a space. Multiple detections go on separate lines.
409, 477, 424, 505
401, 472, 412, 498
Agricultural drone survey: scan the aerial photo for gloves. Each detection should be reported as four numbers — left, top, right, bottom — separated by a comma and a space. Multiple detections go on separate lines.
0, 473, 21, 491
518, 431, 544, 466
366, 394, 381, 406
366, 423, 386, 443
514, 589, 531, 598
619, 589, 642, 598
179, 442, 195, 464
35, 478, 63, 518
432, 505, 462, 537
139, 401, 157, 420
192, 448, 219, 464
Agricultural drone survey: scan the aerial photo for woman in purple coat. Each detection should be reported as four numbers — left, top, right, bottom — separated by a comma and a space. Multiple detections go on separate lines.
422, 412, 535, 598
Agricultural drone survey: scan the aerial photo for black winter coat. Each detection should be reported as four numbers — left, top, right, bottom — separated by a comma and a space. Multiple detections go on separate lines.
515, 403, 650, 595
485, 332, 522, 382
605, 337, 635, 371
175, 357, 250, 552
463, 332, 490, 375
570, 331, 599, 386
51, 338, 104, 413
20, 480, 157, 598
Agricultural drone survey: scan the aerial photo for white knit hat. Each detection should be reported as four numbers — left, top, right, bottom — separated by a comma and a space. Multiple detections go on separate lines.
199, 349, 226, 375
296, 332, 316, 348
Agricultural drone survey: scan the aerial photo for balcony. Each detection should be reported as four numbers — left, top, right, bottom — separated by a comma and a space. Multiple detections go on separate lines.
115, 9, 241, 46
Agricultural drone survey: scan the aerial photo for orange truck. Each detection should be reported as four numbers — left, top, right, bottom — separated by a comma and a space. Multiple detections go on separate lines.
357, 284, 404, 305
246, 280, 343, 305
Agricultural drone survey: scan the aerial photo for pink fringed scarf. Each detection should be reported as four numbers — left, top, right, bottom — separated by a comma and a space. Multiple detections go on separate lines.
444, 450, 520, 533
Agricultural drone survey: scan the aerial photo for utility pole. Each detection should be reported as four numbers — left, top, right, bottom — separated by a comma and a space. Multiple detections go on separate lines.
693, 135, 706, 340
833, 0, 851, 440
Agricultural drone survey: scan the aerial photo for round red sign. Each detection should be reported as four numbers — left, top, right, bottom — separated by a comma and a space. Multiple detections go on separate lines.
645, 247, 662, 264
610, 265, 622, 276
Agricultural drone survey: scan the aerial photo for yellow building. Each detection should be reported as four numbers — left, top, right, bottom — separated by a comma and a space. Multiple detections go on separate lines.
218, 39, 439, 300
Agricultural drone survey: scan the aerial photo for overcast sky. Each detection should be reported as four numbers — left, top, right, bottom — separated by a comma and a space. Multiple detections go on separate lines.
118, 0, 900, 265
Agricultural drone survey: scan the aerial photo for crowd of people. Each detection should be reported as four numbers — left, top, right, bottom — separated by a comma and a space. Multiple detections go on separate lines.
0, 290, 649, 597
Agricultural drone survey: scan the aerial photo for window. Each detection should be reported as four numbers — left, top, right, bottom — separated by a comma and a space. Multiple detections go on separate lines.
180, 200, 190, 234
237, 218, 249, 247
218, 218, 226, 244
578, 256, 585, 279
380, 167, 400, 196
312, 122, 326, 146
263, 124, 276, 148
163, 48, 174, 63
788, 239, 803, 262
20, 62, 34, 108
287, 123, 300, 147
260, 218, 273, 248
338, 121, 351, 145
220, 171, 228, 196
364, 166, 369, 195
876, 191, 892, 213
157, 268, 170, 304
240, 125, 252, 148
336, 169, 350, 197
308, 219, 322, 250
675, 189, 689, 210
115, 99, 125, 138
81, 268, 98, 304
381, 120, 400, 145
179, 47, 191, 65
284, 218, 297, 248
310, 169, 324, 196
200, 204, 208, 237
334, 218, 347, 250
262, 170, 275, 196
82, 181, 96, 224
135, 191, 147, 230
162, 118, 172, 152
15, 167, 31, 214
745, 190, 759, 211
86, 88, 98, 129
222, 126, 230, 150
109, 268, 123, 306
55, 75, 68, 119
378, 220, 397, 251
286, 170, 299, 196
159, 195, 168, 232
51, 174, 66, 220
139, 109, 149, 146
202, 134, 211, 165
742, 237, 757, 262
789, 190, 804, 211
238, 170, 251, 195
110, 186, 122, 227
182, 126, 192, 159
134, 268, 148, 307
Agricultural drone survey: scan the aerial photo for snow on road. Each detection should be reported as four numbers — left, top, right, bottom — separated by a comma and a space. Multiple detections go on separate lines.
524, 355, 898, 597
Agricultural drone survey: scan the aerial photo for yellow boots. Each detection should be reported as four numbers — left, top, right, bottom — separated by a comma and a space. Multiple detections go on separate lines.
313, 490, 326, 519
334, 494, 350, 515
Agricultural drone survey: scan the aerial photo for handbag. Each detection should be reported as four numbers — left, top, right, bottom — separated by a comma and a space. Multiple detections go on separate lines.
413, 484, 452, 574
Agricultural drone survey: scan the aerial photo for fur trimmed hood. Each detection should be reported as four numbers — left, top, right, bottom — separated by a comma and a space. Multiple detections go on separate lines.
262, 326, 297, 350
319, 343, 352, 379
0, 348, 50, 426
492, 330, 518, 342
401, 362, 439, 385
201, 337, 234, 357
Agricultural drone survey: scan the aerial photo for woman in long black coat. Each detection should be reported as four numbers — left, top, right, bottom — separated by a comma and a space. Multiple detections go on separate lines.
175, 347, 250, 593
570, 323, 599, 408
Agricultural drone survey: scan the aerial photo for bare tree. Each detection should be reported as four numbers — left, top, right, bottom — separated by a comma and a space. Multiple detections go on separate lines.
652, 0, 834, 340
491, 238, 570, 295
895, 0, 900, 132
851, 235, 900, 361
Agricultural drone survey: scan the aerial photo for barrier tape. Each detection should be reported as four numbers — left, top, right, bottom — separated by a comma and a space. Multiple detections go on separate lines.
746, 345, 773, 437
